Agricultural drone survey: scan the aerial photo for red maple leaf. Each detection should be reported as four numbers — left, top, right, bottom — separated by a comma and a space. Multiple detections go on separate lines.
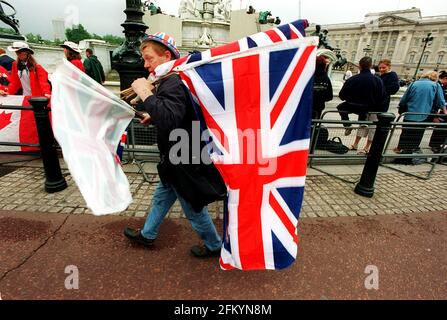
0, 111, 13, 130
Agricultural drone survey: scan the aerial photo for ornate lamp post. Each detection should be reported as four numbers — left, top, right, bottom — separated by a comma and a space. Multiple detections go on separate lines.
112, 0, 149, 91
363, 44, 372, 57
412, 32, 434, 80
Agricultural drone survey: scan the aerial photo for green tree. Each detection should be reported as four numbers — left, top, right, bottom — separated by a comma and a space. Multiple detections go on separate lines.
65, 24, 91, 43
0, 27, 16, 35
25, 33, 43, 44
101, 34, 125, 45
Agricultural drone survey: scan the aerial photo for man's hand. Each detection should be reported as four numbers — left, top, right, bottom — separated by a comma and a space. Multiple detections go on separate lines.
0, 90, 7, 97
138, 112, 152, 125
131, 78, 154, 102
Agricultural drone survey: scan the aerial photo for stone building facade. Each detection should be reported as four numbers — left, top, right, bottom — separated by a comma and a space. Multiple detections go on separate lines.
308, 8, 447, 80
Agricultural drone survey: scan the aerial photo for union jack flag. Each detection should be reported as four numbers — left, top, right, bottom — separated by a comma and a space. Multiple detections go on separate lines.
158, 20, 316, 270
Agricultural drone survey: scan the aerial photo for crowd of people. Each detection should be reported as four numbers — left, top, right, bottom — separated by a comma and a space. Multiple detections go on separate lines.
313, 55, 446, 156
0, 40, 106, 98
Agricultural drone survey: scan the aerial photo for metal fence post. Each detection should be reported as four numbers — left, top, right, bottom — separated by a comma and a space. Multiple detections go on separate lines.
354, 113, 395, 198
29, 97, 68, 193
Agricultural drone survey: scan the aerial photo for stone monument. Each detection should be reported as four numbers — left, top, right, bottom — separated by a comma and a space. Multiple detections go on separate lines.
0, 0, 25, 40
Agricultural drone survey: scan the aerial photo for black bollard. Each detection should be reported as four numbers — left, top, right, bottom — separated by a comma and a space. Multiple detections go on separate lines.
29, 97, 68, 193
355, 113, 395, 198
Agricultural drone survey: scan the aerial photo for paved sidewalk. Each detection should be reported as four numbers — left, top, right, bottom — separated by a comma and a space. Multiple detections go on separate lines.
1, 209, 446, 299
0, 160, 446, 219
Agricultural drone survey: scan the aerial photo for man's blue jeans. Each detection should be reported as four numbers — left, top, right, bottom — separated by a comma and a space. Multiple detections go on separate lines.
141, 182, 222, 251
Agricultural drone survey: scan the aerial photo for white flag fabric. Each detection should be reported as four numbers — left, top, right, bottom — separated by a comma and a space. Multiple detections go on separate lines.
52, 59, 134, 215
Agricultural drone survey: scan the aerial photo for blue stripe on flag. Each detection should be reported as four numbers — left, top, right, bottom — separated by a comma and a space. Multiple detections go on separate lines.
195, 62, 226, 110
280, 79, 313, 146
277, 24, 291, 40
272, 232, 295, 270
247, 37, 257, 48
188, 52, 203, 64
277, 187, 304, 220
269, 48, 299, 101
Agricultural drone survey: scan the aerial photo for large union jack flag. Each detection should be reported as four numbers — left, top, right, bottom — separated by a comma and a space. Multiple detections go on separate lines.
157, 20, 316, 270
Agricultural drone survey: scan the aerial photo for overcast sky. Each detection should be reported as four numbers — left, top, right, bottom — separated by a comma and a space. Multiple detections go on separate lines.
6, 0, 447, 40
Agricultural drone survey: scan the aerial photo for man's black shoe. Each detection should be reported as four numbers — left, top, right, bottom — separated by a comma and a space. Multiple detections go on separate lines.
190, 245, 221, 258
124, 227, 155, 247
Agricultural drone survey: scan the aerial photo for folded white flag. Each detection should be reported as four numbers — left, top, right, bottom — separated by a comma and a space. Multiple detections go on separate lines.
52, 59, 134, 215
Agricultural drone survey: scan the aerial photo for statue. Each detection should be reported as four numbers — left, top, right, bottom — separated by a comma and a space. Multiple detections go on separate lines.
258, 11, 272, 24
213, 1, 226, 21
222, 0, 232, 20
0, 0, 20, 34
312, 25, 334, 50
179, 0, 198, 19
333, 52, 348, 70
197, 26, 214, 46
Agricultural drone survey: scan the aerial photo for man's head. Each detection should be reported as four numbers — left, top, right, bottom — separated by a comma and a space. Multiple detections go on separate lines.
86, 48, 93, 58
359, 56, 372, 71
439, 70, 447, 86
315, 56, 328, 73
140, 32, 179, 73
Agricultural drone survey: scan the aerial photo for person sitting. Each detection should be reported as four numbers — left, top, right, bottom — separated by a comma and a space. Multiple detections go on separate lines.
337, 56, 385, 136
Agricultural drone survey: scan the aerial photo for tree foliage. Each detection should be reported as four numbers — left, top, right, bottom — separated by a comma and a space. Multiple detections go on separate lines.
65, 24, 91, 43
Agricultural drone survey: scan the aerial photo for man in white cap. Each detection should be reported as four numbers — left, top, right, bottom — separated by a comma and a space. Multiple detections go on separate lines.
60, 41, 85, 72
123, 32, 224, 258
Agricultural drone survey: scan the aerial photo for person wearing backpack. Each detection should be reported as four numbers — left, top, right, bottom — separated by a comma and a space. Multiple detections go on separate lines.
84, 48, 106, 84
312, 56, 333, 119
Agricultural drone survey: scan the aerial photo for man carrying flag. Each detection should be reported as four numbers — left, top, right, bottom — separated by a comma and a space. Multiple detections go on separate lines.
123, 32, 224, 258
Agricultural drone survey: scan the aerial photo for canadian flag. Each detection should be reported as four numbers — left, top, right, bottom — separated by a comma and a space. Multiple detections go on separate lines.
0, 96, 40, 152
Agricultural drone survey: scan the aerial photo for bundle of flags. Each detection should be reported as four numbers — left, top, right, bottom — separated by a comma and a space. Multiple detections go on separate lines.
52, 19, 317, 271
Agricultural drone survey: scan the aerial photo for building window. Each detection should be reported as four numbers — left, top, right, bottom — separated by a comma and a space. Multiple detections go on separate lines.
409, 54, 415, 63
438, 54, 444, 64
351, 52, 356, 61
422, 54, 429, 64
413, 38, 420, 46
391, 38, 397, 46
372, 39, 377, 47
381, 39, 387, 47
444, 38, 447, 47
344, 40, 349, 47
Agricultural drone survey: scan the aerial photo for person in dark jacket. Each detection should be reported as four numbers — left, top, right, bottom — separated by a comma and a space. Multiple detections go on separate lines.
0, 48, 14, 71
378, 59, 400, 112
337, 56, 385, 135
312, 56, 333, 119
84, 48, 105, 84
123, 33, 223, 258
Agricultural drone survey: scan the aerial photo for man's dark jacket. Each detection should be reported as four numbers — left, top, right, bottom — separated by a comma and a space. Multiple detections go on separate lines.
139, 74, 226, 211
84, 55, 105, 83
0, 54, 14, 71
339, 70, 386, 112
380, 71, 400, 112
